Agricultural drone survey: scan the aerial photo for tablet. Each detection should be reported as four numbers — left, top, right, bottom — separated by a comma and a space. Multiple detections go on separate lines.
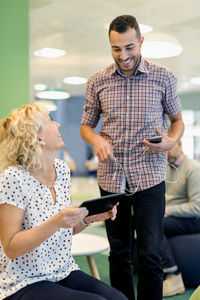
79, 192, 127, 216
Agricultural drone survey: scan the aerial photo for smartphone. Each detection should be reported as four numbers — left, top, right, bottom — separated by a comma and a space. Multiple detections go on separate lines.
148, 136, 162, 143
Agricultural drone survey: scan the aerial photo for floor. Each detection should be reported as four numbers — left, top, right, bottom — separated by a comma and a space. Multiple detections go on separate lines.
71, 176, 100, 205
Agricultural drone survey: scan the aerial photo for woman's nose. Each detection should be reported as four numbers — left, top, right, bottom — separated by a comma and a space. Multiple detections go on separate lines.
54, 121, 60, 128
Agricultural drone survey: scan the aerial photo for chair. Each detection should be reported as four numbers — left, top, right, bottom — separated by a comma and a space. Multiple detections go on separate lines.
168, 233, 200, 287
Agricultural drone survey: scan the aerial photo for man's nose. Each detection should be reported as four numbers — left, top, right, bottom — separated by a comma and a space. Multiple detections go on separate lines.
119, 50, 128, 61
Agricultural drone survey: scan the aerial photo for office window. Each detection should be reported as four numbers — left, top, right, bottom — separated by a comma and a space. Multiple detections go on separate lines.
182, 110, 200, 160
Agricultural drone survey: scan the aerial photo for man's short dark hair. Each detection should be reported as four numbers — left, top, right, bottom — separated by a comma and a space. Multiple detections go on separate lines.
109, 15, 141, 39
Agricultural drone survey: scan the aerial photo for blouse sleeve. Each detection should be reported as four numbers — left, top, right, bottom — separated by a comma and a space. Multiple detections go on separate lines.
0, 168, 26, 210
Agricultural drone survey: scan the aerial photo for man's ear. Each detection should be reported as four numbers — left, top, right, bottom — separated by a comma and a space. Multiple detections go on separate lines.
38, 137, 46, 146
139, 36, 144, 47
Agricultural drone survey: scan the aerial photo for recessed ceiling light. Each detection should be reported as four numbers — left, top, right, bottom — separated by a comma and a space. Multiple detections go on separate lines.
63, 76, 87, 85
190, 77, 200, 85
142, 41, 182, 58
34, 48, 66, 58
104, 23, 153, 34
34, 84, 47, 91
35, 90, 71, 100
139, 24, 153, 34
142, 33, 183, 58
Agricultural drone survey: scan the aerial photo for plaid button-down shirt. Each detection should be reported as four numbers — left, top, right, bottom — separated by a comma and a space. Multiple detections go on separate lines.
81, 57, 182, 193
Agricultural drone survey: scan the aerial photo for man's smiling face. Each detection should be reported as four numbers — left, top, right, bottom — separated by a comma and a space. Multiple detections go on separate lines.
110, 27, 144, 77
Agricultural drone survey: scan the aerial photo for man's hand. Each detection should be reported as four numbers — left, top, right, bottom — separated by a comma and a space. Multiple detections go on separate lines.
143, 128, 177, 154
93, 135, 114, 162
80, 125, 114, 162
85, 204, 118, 224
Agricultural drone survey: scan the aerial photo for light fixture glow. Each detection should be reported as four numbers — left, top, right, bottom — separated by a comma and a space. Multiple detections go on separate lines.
142, 33, 183, 58
190, 77, 200, 85
34, 84, 47, 91
63, 76, 87, 85
34, 48, 66, 58
104, 23, 153, 34
139, 24, 153, 34
35, 90, 70, 100
34, 100, 57, 111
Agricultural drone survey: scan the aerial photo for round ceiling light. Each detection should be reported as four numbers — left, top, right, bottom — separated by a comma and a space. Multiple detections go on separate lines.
34, 84, 47, 91
142, 32, 183, 58
139, 24, 153, 34
190, 77, 200, 85
104, 23, 153, 34
63, 76, 87, 85
34, 48, 66, 58
35, 89, 71, 100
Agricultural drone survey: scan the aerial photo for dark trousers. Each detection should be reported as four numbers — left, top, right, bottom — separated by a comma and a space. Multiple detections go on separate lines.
161, 215, 200, 270
100, 181, 165, 300
5, 270, 127, 300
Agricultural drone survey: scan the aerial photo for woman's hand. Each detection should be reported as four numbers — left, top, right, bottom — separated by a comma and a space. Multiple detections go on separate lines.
0, 204, 88, 259
54, 206, 88, 229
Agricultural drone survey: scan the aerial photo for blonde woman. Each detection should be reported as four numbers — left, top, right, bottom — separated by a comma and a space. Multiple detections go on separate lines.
0, 103, 127, 300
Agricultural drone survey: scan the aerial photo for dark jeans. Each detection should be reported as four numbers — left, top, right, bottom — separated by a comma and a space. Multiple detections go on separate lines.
100, 181, 165, 300
5, 270, 127, 300
161, 215, 200, 271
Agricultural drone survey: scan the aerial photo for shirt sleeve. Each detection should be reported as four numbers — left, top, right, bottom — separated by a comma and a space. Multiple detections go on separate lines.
81, 75, 102, 128
162, 72, 182, 116
0, 169, 26, 210
167, 165, 200, 217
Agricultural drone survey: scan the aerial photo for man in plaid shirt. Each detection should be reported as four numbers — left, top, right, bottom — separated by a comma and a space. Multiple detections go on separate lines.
80, 15, 184, 300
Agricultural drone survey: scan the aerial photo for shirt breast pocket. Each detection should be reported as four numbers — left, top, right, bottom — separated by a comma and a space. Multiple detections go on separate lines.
98, 83, 122, 114
137, 84, 164, 123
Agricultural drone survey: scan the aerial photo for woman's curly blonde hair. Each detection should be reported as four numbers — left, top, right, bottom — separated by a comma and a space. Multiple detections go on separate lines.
0, 102, 49, 173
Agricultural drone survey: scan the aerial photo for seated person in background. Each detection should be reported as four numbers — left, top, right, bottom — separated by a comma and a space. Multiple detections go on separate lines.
85, 148, 98, 178
63, 149, 77, 175
162, 141, 200, 297
0, 103, 127, 300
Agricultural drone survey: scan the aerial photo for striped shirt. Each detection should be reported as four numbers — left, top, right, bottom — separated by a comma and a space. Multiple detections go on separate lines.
81, 57, 182, 193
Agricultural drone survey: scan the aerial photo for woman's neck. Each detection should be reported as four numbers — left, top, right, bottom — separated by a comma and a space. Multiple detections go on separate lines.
30, 156, 57, 187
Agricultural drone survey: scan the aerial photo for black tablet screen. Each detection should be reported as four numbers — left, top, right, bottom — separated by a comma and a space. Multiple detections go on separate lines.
79, 192, 127, 216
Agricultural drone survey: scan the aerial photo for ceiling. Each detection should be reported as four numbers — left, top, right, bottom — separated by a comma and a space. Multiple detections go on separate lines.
30, 0, 200, 103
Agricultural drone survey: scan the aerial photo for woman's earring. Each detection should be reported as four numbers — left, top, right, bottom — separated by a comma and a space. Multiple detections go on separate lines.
38, 138, 46, 146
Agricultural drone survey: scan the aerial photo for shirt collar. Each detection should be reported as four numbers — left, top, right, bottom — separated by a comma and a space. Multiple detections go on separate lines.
136, 57, 148, 74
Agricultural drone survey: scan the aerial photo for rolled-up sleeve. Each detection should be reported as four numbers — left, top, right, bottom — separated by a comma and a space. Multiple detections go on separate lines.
163, 72, 182, 116
81, 76, 102, 128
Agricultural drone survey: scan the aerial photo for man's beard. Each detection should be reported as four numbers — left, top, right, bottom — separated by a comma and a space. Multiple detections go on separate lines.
116, 55, 141, 73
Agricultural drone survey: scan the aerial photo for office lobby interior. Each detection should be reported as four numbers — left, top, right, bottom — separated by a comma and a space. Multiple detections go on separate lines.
1, 0, 200, 299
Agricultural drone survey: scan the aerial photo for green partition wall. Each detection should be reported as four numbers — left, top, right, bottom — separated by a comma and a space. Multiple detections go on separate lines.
0, 0, 29, 119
